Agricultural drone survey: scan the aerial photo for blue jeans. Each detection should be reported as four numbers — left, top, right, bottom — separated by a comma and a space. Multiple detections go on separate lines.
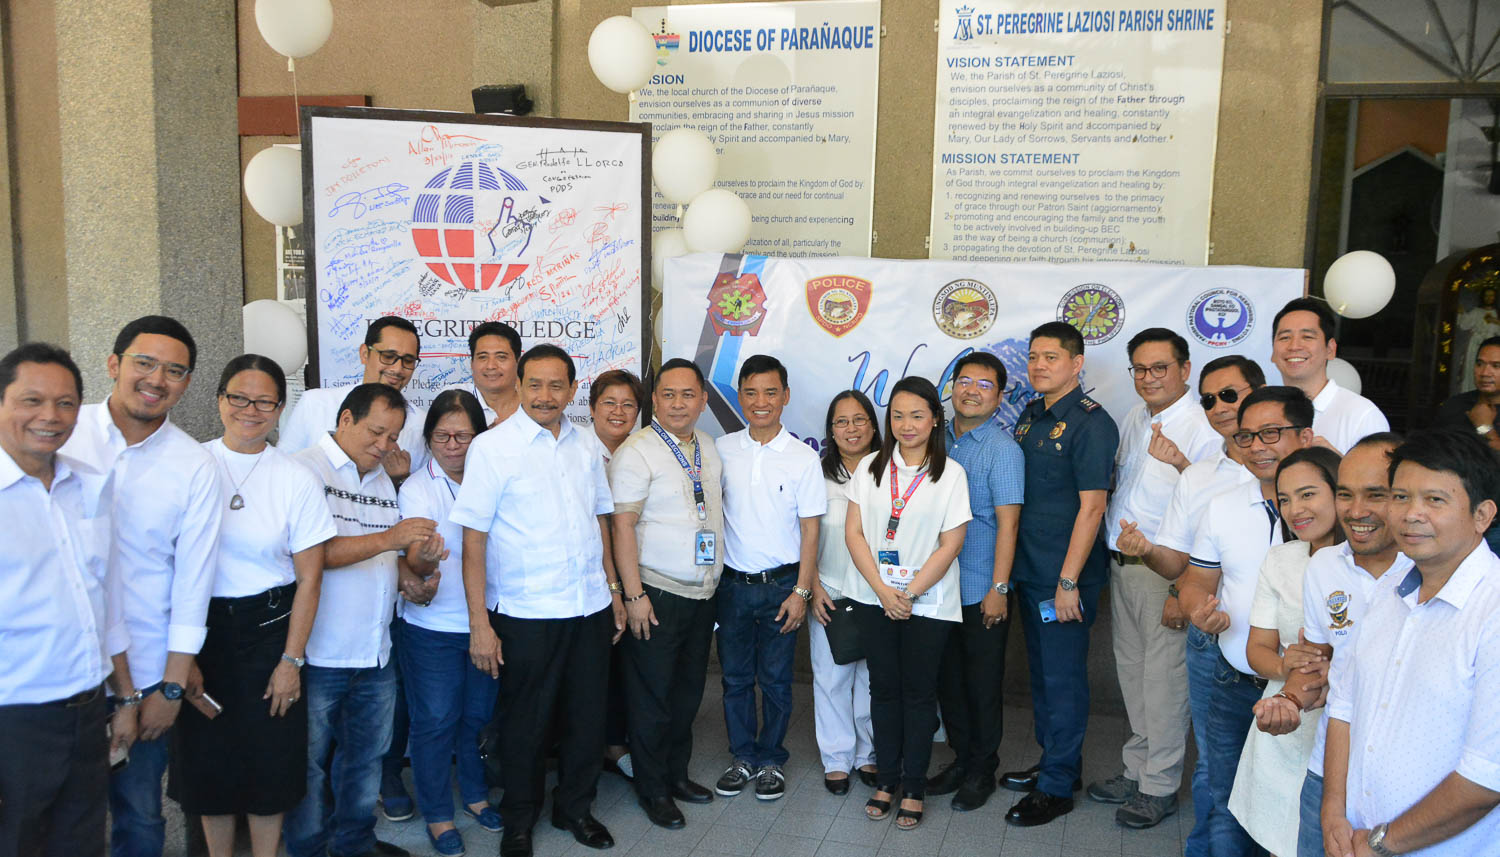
716, 570, 798, 768
399, 621, 499, 824
1298, 771, 1324, 857
381, 619, 411, 802
108, 729, 169, 857
1015, 580, 1103, 798
284, 661, 398, 857
1185, 626, 1217, 857
1194, 638, 1267, 857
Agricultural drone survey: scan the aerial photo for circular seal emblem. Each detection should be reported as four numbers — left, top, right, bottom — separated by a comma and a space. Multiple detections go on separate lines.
933, 279, 996, 339
1057, 283, 1125, 345
1187, 288, 1255, 347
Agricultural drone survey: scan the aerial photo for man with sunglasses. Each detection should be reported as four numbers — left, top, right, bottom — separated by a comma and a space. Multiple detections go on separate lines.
1177, 385, 1315, 857
280, 316, 429, 481
1270, 298, 1387, 453
1092, 329, 1219, 830
62, 316, 222, 857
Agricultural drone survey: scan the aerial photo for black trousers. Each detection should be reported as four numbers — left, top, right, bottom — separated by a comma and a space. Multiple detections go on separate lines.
0, 686, 109, 857
621, 585, 716, 799
935, 601, 1010, 777
852, 604, 953, 796
490, 607, 613, 832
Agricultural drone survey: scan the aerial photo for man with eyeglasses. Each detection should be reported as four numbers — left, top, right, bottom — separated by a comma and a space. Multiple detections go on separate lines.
1270, 298, 1387, 453
1177, 385, 1315, 857
1090, 329, 1219, 830
62, 316, 222, 857
927, 351, 1024, 813
280, 315, 429, 481
1115, 353, 1266, 857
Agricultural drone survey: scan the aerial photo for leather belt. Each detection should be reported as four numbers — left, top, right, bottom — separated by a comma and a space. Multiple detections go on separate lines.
724, 563, 798, 585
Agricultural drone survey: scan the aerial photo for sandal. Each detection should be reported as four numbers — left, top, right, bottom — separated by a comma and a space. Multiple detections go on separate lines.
895, 797, 925, 831
865, 786, 901, 820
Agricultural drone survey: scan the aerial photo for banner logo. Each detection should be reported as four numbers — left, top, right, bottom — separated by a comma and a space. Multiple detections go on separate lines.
933, 279, 996, 339
1057, 283, 1125, 345
708, 272, 768, 336
653, 30, 680, 66
411, 160, 537, 292
805, 275, 871, 338
953, 5, 975, 41
1188, 288, 1255, 347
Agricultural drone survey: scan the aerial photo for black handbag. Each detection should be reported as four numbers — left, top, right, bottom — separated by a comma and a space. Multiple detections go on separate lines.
825, 597, 864, 665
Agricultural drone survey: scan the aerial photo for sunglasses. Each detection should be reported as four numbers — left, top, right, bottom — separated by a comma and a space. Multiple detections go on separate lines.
1200, 387, 1242, 410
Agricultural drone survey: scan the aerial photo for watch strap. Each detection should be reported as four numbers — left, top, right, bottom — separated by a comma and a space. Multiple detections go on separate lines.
1367, 823, 1397, 857
793, 586, 813, 601
1058, 577, 1077, 591
281, 653, 305, 668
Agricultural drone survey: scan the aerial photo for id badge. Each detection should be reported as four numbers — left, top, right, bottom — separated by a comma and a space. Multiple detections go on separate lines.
695, 530, 717, 566
879, 561, 918, 594
877, 550, 900, 566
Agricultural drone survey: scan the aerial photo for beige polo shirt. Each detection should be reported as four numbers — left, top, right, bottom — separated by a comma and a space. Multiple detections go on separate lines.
608, 424, 725, 599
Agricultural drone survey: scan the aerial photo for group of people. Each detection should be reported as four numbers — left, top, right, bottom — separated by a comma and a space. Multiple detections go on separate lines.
3, 296, 1499, 857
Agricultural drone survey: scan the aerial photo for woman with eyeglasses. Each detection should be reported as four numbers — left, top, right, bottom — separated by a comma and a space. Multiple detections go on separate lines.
811, 390, 883, 795
394, 389, 501, 856
170, 355, 336, 857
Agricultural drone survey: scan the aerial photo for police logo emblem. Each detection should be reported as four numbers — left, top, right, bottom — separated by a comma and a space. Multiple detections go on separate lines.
1049, 422, 1067, 439
805, 275, 871, 338
1326, 590, 1352, 630
1057, 283, 1125, 345
933, 279, 996, 339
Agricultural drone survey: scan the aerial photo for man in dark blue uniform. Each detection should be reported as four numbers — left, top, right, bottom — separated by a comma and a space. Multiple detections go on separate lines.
1002, 320, 1119, 827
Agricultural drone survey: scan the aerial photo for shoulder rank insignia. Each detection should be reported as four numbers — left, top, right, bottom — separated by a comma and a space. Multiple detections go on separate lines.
1079, 396, 1101, 412
1049, 421, 1067, 439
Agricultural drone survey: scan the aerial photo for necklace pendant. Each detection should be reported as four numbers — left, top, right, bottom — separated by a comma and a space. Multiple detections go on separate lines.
230, 493, 245, 511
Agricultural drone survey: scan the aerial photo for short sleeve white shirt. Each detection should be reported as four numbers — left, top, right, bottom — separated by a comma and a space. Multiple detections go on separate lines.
607, 425, 725, 598
397, 459, 471, 633
448, 409, 613, 619
1189, 479, 1284, 674
1155, 448, 1256, 554
295, 433, 401, 668
844, 452, 973, 623
818, 474, 858, 598
1106, 394, 1221, 547
1310, 379, 1389, 454
279, 384, 429, 474
440, 383, 499, 428
1328, 544, 1500, 856
716, 427, 827, 572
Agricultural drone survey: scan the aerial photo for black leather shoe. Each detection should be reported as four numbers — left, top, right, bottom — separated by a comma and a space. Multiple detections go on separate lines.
998, 764, 1082, 793
824, 774, 850, 795
639, 795, 685, 829
951, 773, 996, 812
925, 761, 968, 796
857, 767, 879, 788
1005, 791, 1075, 827
550, 812, 614, 849
671, 779, 714, 804
499, 828, 533, 857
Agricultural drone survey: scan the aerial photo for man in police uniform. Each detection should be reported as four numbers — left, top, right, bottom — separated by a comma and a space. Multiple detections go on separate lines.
1002, 320, 1119, 827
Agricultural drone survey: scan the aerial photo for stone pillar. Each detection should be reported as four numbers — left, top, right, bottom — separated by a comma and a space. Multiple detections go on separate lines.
54, 0, 243, 437
0, 8, 19, 354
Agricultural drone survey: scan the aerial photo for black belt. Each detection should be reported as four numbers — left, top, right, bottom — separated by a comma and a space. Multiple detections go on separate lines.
1109, 551, 1145, 567
724, 562, 798, 584
45, 685, 103, 708
1217, 649, 1269, 690
210, 582, 296, 614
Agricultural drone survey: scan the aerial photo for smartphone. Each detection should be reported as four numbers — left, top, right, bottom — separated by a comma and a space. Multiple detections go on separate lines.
189, 692, 223, 720
1039, 598, 1057, 623
107, 722, 129, 770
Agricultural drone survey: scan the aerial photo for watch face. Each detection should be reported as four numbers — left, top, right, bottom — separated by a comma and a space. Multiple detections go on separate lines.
162, 682, 184, 700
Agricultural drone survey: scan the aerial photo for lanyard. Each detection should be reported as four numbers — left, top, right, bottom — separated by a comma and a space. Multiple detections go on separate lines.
885, 459, 927, 542
650, 422, 706, 521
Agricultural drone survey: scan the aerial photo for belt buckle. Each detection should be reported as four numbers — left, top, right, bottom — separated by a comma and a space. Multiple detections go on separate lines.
267, 587, 282, 609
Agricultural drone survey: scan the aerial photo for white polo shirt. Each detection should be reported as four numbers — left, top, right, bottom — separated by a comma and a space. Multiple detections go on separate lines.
439, 383, 503, 428
716, 427, 826, 572
397, 459, 472, 634
295, 432, 401, 668
1328, 544, 1500, 855
1106, 392, 1221, 548
1309, 378, 1388, 453
1302, 542, 1412, 776
1, 449, 129, 705
1155, 447, 1256, 555
279, 384, 429, 474
62, 401, 221, 689
448, 409, 613, 620
1188, 478, 1284, 674
818, 474, 859, 598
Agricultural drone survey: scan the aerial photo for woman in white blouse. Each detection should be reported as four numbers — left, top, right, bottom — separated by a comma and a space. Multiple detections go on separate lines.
1229, 446, 1344, 857
845, 377, 971, 831
171, 355, 336, 857
811, 390, 883, 795
396, 389, 501, 857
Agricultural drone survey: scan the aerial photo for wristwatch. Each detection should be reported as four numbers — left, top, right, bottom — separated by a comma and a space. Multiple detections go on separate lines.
608, 581, 624, 594
118, 689, 144, 708
1367, 822, 1398, 856
992, 580, 1012, 595
1058, 577, 1078, 591
281, 653, 306, 668
793, 586, 813, 602
161, 682, 185, 701
1168, 584, 1180, 598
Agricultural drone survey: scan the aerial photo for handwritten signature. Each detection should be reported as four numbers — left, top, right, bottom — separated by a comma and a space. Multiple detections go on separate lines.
329, 184, 410, 221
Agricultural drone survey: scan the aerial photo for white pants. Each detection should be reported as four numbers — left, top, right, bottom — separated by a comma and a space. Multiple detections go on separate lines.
809, 618, 875, 774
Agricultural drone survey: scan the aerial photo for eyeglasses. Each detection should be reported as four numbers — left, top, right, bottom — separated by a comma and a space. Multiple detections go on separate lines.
1128, 363, 1177, 380
221, 392, 280, 412
832, 416, 871, 429
431, 431, 476, 445
1231, 425, 1306, 448
1200, 387, 1243, 410
121, 352, 191, 381
372, 348, 420, 370
954, 377, 997, 391
600, 399, 639, 412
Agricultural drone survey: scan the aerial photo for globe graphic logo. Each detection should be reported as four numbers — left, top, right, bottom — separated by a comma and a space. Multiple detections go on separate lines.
978, 337, 1038, 430
411, 161, 543, 291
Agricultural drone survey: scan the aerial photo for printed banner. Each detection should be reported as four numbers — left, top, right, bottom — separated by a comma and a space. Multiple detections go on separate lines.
929, 1, 1226, 265
661, 254, 1303, 451
302, 108, 648, 422
631, 1, 880, 257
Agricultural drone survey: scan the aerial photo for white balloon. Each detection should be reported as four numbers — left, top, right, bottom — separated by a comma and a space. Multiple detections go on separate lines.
242, 300, 308, 376
652, 128, 718, 204
1323, 250, 1395, 319
652, 228, 689, 292
1326, 357, 1362, 395
587, 16, 656, 94
243, 145, 303, 227
255, 0, 333, 59
682, 189, 752, 254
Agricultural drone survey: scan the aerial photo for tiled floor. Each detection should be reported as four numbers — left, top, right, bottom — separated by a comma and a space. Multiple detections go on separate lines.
166, 679, 1193, 856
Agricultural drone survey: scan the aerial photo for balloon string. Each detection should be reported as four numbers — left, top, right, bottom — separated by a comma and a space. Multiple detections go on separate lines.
289, 57, 301, 145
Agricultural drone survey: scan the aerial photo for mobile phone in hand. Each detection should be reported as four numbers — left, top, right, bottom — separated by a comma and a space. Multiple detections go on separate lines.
188, 692, 223, 720
1039, 599, 1057, 623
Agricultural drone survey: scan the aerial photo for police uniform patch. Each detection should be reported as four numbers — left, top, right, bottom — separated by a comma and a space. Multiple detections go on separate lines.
1327, 590, 1352, 630
1049, 422, 1067, 439
1079, 397, 1101, 412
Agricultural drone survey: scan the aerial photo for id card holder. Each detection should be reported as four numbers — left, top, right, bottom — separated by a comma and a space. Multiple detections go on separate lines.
877, 550, 900, 566
695, 530, 717, 566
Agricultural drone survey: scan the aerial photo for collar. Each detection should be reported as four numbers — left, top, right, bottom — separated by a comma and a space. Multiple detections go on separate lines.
425, 457, 460, 490
1403, 542, 1494, 608
1150, 388, 1199, 424
95, 395, 172, 450
739, 425, 791, 451
0, 446, 81, 492
1043, 385, 1087, 417
1328, 541, 1413, 581
1311, 377, 1340, 413
511, 406, 574, 445
947, 415, 998, 444
316, 430, 376, 480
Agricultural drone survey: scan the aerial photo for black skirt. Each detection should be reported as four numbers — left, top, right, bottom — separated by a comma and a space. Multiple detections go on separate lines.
169, 583, 306, 816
